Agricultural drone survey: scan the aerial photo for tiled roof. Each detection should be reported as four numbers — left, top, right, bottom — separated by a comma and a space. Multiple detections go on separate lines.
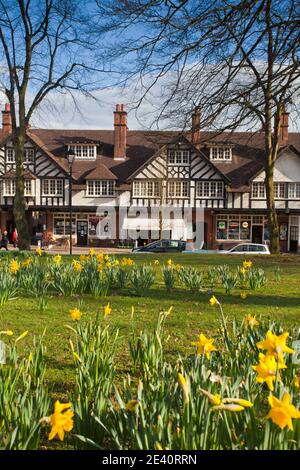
1, 127, 300, 190
1, 168, 36, 179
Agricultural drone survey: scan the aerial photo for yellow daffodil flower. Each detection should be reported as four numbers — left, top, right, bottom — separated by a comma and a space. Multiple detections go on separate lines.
69, 308, 81, 321
201, 389, 253, 410
48, 401, 74, 441
22, 257, 32, 268
191, 333, 217, 359
96, 252, 104, 261
178, 373, 190, 404
240, 267, 246, 275
72, 260, 83, 272
79, 254, 86, 263
257, 330, 294, 363
240, 292, 248, 299
89, 248, 95, 256
54, 255, 62, 265
10, 259, 20, 274
154, 259, 160, 266
252, 353, 286, 391
0, 330, 13, 336
245, 314, 259, 329
266, 393, 300, 431
293, 377, 300, 389
15, 331, 29, 343
209, 295, 219, 307
167, 259, 173, 266
200, 389, 222, 406
243, 260, 252, 269
125, 400, 140, 411
104, 303, 112, 318
36, 247, 43, 256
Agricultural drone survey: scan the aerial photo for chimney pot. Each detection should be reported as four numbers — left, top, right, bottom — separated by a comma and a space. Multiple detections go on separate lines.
191, 107, 201, 149
114, 103, 127, 160
2, 102, 12, 137
279, 106, 289, 146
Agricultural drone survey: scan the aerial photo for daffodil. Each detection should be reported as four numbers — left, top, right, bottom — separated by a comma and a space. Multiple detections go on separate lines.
69, 308, 81, 321
257, 330, 294, 363
125, 400, 140, 411
212, 403, 245, 412
293, 376, 300, 389
243, 260, 252, 269
191, 333, 217, 359
54, 255, 62, 265
22, 257, 32, 268
10, 259, 20, 274
240, 292, 248, 299
36, 247, 43, 256
240, 267, 246, 275
89, 248, 95, 256
178, 373, 190, 404
266, 393, 300, 431
209, 295, 219, 306
48, 401, 74, 441
154, 260, 160, 266
96, 252, 104, 261
252, 353, 286, 391
79, 254, 87, 263
72, 260, 83, 272
0, 330, 13, 336
15, 331, 29, 343
167, 259, 173, 266
245, 314, 259, 328
200, 389, 253, 410
200, 389, 222, 406
104, 303, 112, 318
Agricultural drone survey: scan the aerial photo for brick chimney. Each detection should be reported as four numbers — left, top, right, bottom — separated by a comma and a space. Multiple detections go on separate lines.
191, 107, 201, 149
114, 104, 127, 160
2, 103, 12, 137
279, 106, 289, 146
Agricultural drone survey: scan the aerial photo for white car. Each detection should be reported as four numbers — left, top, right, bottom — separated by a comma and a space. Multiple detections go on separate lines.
220, 243, 270, 254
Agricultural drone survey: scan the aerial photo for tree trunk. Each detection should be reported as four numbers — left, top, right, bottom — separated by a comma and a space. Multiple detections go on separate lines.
13, 133, 30, 250
265, 163, 280, 254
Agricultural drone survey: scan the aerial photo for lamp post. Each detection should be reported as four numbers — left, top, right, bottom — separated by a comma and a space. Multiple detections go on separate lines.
66, 148, 76, 255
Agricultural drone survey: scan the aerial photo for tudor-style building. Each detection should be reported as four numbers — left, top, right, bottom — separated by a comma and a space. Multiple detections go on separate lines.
0, 103, 300, 252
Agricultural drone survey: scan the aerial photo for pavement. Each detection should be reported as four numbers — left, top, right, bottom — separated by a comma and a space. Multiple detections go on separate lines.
1, 245, 132, 255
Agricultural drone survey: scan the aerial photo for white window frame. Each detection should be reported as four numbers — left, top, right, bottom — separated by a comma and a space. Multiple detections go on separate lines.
210, 147, 232, 161
6, 148, 15, 163
168, 180, 189, 198
216, 214, 268, 242
274, 182, 286, 199
168, 150, 190, 165
196, 181, 224, 198
42, 179, 64, 196
252, 182, 265, 199
133, 180, 160, 198
69, 145, 96, 160
86, 180, 115, 197
288, 183, 300, 199
2, 179, 16, 196
24, 148, 35, 164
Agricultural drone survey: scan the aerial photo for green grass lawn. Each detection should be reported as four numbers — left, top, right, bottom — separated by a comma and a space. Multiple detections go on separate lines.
1, 253, 300, 401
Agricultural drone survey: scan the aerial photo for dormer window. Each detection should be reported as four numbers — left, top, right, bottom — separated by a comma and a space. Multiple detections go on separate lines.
6, 147, 35, 164
210, 147, 232, 161
69, 145, 96, 160
86, 180, 115, 196
168, 150, 190, 165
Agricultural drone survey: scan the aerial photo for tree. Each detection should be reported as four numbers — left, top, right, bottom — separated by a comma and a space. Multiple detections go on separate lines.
0, 0, 102, 249
98, 0, 300, 253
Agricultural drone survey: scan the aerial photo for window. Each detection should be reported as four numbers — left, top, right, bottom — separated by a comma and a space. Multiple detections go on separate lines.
3, 179, 16, 196
252, 182, 265, 199
168, 150, 190, 165
86, 180, 115, 197
24, 148, 34, 163
168, 181, 189, 198
210, 147, 232, 161
24, 180, 33, 196
196, 181, 224, 198
133, 181, 160, 198
216, 214, 267, 241
6, 148, 35, 163
69, 145, 96, 159
42, 179, 63, 196
274, 182, 286, 199
54, 214, 75, 236
228, 216, 240, 240
6, 148, 15, 163
288, 183, 300, 199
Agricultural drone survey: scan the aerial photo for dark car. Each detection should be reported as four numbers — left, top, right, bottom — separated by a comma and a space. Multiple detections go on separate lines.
132, 239, 186, 253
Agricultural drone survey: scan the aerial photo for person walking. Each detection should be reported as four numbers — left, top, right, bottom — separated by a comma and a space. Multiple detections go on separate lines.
12, 228, 18, 248
0, 230, 9, 251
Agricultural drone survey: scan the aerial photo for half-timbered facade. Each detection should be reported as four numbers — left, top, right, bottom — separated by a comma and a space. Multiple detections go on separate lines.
1, 103, 300, 251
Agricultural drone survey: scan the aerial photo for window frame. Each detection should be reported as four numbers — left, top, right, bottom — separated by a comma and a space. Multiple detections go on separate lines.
168, 150, 190, 166
69, 145, 97, 160
252, 182, 266, 199
196, 180, 224, 199
132, 180, 160, 198
42, 179, 64, 197
209, 147, 232, 161
168, 180, 189, 198
86, 180, 115, 197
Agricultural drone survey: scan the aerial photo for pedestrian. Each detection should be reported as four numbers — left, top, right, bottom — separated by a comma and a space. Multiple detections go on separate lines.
12, 228, 18, 248
0, 230, 9, 251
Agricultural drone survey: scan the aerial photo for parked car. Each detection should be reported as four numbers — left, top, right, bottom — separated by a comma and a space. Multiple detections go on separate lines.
132, 239, 186, 253
220, 243, 270, 254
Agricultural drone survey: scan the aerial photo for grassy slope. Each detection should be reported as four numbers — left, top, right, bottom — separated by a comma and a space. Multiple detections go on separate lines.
0, 253, 299, 400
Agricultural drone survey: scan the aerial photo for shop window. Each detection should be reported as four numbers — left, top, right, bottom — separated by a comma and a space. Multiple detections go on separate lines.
216, 219, 228, 240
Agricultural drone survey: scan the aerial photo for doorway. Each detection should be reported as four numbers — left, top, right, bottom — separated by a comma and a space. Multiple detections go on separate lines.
252, 225, 263, 244
77, 220, 88, 246
290, 226, 298, 252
